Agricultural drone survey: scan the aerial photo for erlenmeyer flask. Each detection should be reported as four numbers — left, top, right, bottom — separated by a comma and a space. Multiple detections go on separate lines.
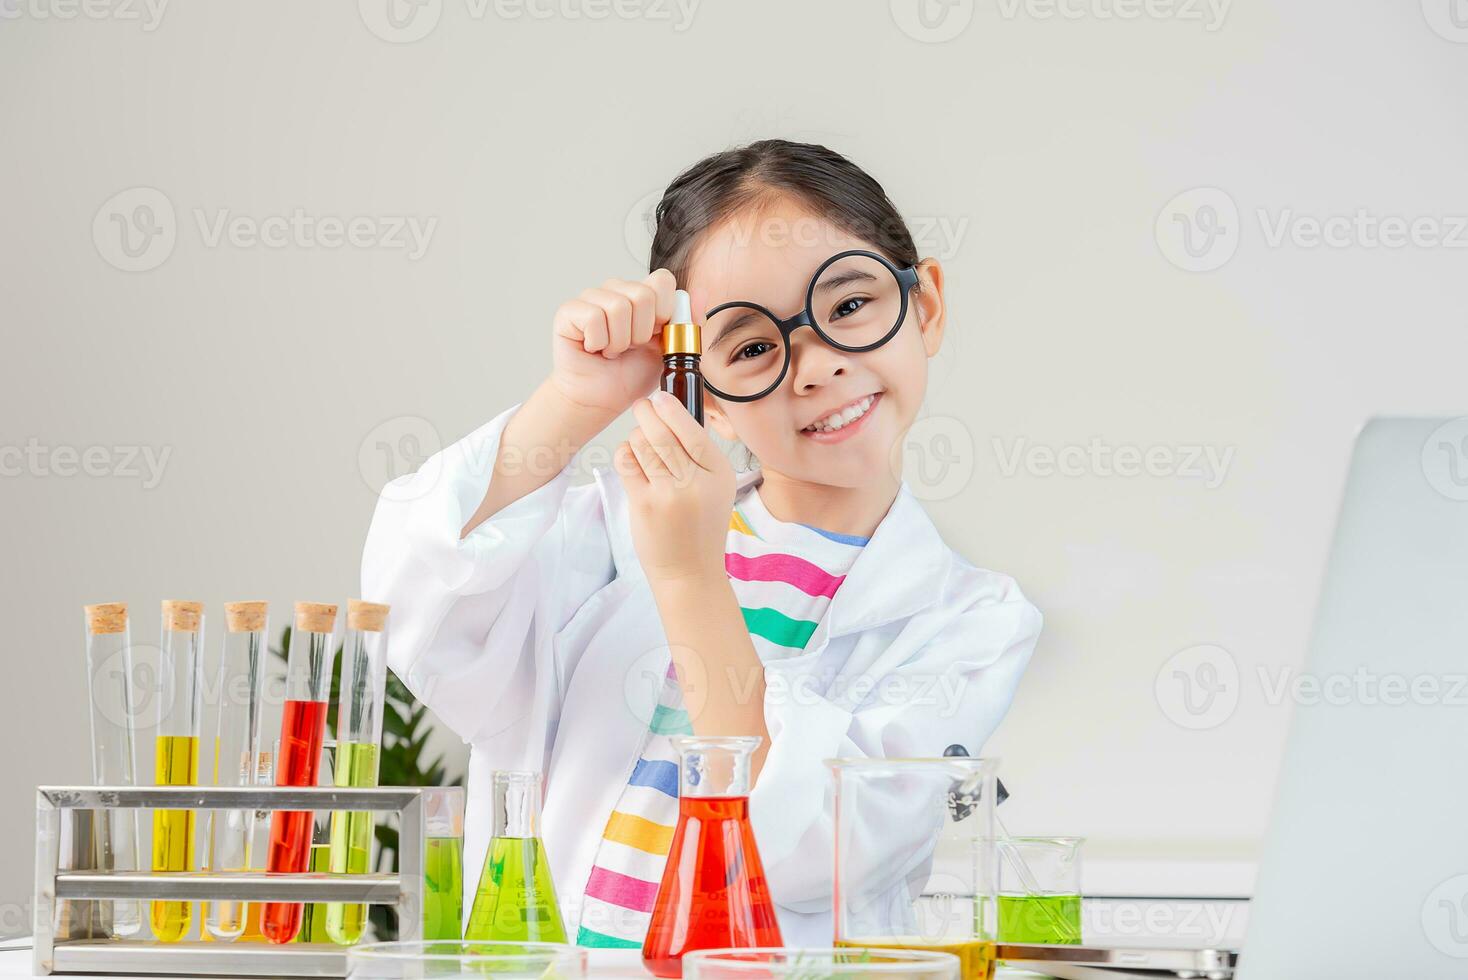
464, 771, 567, 942
641, 736, 783, 978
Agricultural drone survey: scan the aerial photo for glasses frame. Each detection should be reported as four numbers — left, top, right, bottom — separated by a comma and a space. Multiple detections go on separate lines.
701, 248, 920, 402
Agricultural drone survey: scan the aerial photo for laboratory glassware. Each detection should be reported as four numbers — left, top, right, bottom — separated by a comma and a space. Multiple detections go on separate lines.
421, 787, 465, 941
262, 600, 338, 944
203, 600, 269, 941
151, 600, 205, 943
326, 600, 391, 945
996, 837, 1083, 945
828, 757, 1001, 980
80, 602, 142, 938
299, 739, 337, 944
464, 771, 566, 943
346, 940, 587, 980
642, 736, 782, 978
683, 947, 962, 979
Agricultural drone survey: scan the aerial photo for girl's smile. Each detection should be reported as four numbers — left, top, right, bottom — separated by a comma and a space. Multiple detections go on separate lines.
799, 391, 883, 442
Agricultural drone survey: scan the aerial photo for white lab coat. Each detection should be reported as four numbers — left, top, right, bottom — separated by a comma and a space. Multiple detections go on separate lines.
360, 403, 1042, 947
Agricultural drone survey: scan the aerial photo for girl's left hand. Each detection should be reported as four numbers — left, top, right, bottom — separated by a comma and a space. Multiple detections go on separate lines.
616, 390, 736, 586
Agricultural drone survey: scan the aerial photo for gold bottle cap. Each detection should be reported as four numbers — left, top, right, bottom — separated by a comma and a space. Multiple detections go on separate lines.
348, 599, 389, 633
663, 288, 702, 355
225, 601, 269, 633
294, 601, 338, 634
84, 602, 127, 635
162, 600, 203, 633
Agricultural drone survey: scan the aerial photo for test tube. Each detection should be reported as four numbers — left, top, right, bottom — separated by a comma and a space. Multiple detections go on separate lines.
81, 602, 142, 938
204, 601, 269, 942
262, 601, 338, 944
298, 739, 337, 945
326, 600, 390, 945
152, 600, 205, 943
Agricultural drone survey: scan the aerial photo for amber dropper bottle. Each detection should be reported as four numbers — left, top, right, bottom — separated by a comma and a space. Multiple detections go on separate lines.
661, 289, 704, 425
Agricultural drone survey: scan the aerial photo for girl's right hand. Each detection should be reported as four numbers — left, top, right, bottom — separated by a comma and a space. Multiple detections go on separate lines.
549, 268, 677, 416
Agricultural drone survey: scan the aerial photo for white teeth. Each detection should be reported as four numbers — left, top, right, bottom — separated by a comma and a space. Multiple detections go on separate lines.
804, 395, 876, 433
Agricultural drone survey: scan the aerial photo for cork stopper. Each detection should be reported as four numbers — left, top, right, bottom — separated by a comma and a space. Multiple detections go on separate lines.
294, 601, 338, 634
161, 600, 203, 633
225, 601, 269, 633
348, 600, 389, 633
85, 602, 127, 635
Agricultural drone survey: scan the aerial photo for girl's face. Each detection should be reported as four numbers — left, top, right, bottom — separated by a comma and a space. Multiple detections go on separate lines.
685, 197, 947, 491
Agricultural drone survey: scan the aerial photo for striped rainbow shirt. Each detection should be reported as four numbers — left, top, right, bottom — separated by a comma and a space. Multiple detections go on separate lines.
573, 487, 868, 948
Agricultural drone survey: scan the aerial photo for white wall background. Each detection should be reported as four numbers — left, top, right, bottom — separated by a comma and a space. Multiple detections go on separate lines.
3, 0, 1468, 930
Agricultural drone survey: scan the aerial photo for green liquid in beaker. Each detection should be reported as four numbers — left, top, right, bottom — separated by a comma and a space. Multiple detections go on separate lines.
423, 836, 464, 940
997, 893, 1082, 944
464, 837, 566, 942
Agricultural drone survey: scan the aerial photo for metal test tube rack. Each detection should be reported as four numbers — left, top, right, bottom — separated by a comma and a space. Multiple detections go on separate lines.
34, 785, 425, 977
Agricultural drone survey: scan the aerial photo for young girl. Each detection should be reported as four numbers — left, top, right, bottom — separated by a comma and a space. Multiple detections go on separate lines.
361, 139, 1042, 949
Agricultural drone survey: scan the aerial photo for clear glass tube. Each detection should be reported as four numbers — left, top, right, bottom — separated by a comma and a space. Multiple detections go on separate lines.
262, 601, 338, 944
204, 601, 269, 941
152, 600, 205, 943
299, 739, 338, 944
81, 602, 142, 938
326, 600, 390, 945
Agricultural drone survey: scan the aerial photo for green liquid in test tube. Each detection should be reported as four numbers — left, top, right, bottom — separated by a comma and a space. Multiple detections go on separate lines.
421, 787, 466, 941
324, 601, 391, 946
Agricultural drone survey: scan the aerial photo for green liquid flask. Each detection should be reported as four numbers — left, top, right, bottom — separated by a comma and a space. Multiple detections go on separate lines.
464, 771, 567, 943
325, 601, 390, 946
422, 787, 466, 941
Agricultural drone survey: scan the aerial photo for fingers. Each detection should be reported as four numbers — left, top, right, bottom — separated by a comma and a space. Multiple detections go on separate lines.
556, 270, 678, 359
578, 287, 632, 357
603, 278, 658, 349
554, 298, 608, 353
627, 427, 672, 483
632, 398, 694, 484
649, 389, 715, 470
614, 441, 648, 486
645, 268, 677, 326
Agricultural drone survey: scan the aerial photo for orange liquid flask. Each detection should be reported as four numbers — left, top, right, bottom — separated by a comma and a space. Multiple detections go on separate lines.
641, 736, 782, 978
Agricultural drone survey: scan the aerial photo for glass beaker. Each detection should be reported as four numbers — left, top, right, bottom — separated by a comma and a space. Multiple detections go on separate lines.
995, 837, 1083, 945
683, 947, 962, 979
464, 771, 567, 943
347, 940, 587, 979
642, 736, 783, 979
422, 787, 466, 941
828, 757, 1001, 980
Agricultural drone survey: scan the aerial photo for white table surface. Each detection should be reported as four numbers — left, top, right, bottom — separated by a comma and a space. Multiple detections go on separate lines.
0, 944, 1047, 978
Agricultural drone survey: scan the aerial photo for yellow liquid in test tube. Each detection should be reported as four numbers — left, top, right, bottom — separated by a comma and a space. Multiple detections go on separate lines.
151, 734, 199, 942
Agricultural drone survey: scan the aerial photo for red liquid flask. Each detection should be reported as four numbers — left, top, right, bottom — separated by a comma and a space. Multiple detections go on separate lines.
262, 602, 338, 944
642, 736, 782, 978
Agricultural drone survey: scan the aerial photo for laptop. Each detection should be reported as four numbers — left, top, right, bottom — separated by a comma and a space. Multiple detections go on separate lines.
1003, 417, 1468, 979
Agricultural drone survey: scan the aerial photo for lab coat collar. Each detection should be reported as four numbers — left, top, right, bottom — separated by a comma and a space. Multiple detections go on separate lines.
595, 464, 952, 639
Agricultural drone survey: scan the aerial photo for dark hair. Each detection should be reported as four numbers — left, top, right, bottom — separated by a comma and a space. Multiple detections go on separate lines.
648, 139, 920, 284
